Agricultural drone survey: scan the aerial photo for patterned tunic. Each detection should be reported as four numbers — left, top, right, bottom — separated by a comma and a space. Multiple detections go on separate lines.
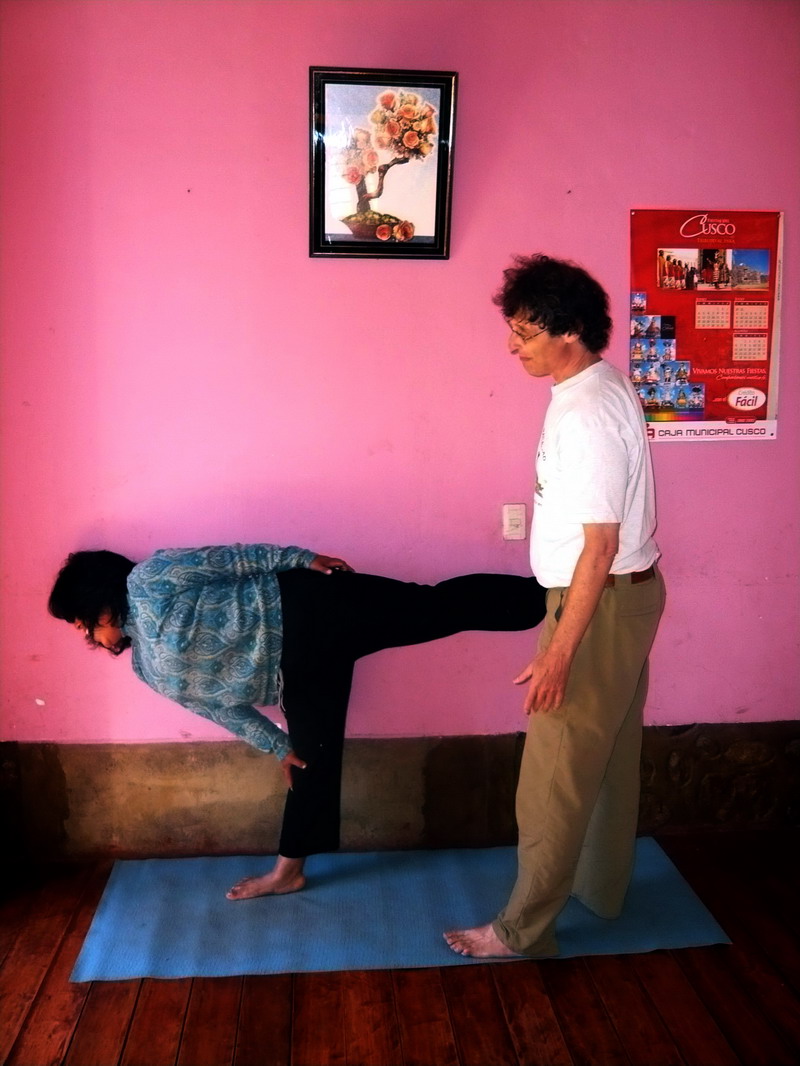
124, 543, 316, 758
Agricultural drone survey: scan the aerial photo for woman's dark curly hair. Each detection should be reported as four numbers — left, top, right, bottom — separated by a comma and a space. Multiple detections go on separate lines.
493, 253, 613, 354
48, 550, 135, 633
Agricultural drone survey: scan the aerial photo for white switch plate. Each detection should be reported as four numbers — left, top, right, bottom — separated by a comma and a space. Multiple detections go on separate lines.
502, 503, 527, 540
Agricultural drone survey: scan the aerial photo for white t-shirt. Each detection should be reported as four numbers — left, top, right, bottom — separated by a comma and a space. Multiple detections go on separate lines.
531, 360, 659, 588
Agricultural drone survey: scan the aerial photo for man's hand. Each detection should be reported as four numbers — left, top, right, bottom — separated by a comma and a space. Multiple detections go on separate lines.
310, 554, 355, 574
280, 750, 307, 789
514, 522, 618, 715
514, 649, 572, 714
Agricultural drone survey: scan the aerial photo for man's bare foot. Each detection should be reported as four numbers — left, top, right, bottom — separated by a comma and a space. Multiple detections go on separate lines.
443, 923, 520, 958
226, 856, 306, 900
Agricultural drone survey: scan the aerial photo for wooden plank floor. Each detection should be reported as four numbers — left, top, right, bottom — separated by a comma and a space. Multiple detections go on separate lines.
1, 831, 798, 1066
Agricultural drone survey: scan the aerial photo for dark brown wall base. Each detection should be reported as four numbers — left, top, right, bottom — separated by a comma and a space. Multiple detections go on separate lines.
2, 722, 798, 865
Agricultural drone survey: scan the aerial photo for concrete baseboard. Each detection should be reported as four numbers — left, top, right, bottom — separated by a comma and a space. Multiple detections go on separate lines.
2, 722, 798, 863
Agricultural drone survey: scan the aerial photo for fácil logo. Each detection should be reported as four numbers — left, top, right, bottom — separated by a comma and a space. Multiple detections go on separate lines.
679, 213, 736, 238
727, 387, 766, 411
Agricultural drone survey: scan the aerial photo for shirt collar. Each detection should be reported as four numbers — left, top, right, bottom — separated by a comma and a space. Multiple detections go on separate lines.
552, 359, 606, 395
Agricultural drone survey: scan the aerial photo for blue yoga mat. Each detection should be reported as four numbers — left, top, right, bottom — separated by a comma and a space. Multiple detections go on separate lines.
71, 838, 728, 981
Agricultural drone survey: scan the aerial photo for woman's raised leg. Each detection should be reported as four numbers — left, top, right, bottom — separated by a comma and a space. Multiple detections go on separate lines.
261, 567, 545, 870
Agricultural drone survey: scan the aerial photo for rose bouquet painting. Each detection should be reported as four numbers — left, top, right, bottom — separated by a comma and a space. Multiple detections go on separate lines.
311, 68, 456, 258
338, 89, 438, 242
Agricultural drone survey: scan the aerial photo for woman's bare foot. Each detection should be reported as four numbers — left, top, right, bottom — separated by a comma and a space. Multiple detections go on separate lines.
226, 856, 306, 900
443, 923, 519, 958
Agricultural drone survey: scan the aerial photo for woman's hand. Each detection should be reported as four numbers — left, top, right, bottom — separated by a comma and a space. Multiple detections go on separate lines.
310, 554, 355, 574
280, 750, 308, 789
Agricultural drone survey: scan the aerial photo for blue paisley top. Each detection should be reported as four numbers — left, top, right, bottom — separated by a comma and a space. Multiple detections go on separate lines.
124, 543, 316, 759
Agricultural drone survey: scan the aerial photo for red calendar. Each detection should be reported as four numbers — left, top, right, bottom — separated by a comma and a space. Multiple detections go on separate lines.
630, 209, 783, 442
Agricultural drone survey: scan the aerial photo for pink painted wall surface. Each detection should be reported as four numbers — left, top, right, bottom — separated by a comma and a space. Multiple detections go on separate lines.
1, 0, 798, 747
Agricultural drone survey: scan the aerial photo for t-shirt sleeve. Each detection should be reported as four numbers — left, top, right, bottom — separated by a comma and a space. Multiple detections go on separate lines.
554, 410, 628, 524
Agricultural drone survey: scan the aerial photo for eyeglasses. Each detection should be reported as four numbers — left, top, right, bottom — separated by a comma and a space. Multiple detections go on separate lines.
508, 322, 547, 342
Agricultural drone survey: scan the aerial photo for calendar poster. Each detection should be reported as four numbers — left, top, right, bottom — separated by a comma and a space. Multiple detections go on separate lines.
630, 209, 783, 442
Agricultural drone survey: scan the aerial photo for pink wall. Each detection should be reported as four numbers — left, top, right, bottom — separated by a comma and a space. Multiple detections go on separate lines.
2, 0, 798, 747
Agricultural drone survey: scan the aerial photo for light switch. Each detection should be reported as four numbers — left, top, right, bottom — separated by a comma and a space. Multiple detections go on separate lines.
502, 503, 527, 540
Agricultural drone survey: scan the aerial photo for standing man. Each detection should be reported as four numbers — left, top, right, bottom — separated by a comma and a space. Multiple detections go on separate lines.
445, 254, 665, 958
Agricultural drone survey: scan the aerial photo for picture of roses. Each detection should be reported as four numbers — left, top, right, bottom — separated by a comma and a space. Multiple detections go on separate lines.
339, 88, 438, 242
311, 67, 456, 258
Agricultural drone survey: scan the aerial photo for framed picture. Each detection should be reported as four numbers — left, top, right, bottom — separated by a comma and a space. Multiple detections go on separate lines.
310, 67, 457, 259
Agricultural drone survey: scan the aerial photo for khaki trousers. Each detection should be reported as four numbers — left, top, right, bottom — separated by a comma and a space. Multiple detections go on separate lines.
493, 567, 666, 956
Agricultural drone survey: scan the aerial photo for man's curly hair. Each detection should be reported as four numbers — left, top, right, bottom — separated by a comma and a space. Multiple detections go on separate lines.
494, 254, 612, 354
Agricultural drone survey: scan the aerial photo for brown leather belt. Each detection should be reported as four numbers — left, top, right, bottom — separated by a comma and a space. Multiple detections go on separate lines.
604, 565, 655, 588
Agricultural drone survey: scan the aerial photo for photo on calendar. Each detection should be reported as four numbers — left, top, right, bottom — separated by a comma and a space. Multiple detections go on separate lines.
731, 249, 770, 289
656, 249, 700, 289
630, 337, 676, 360
630, 315, 676, 340
695, 249, 733, 289
630, 360, 691, 387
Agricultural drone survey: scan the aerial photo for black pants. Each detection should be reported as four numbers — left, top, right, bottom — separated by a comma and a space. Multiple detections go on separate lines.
275, 568, 546, 858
